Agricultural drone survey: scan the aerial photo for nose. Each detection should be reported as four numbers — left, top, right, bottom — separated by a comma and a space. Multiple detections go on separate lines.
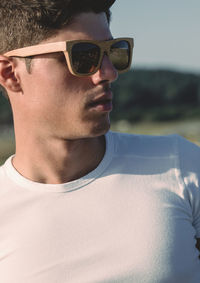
91, 54, 118, 85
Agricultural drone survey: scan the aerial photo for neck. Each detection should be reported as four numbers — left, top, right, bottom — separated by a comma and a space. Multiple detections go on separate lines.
12, 134, 106, 184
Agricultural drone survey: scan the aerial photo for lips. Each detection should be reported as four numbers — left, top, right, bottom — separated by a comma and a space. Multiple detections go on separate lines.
89, 98, 111, 107
88, 91, 113, 112
85, 84, 113, 112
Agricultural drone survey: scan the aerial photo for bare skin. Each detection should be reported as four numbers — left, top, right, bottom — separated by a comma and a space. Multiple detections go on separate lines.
0, 12, 118, 184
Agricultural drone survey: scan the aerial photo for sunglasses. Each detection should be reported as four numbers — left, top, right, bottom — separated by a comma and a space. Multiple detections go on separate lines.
4, 37, 134, 77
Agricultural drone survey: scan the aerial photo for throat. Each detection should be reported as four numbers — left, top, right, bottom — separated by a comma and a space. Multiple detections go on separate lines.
13, 135, 106, 184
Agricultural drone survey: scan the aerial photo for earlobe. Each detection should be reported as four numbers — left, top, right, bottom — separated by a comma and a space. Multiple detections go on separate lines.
0, 56, 22, 93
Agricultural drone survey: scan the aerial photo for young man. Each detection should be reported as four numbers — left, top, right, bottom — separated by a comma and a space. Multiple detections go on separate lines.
0, 1, 199, 282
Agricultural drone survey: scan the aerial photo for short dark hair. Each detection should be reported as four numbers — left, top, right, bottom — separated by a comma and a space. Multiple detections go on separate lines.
0, 0, 116, 99
0, 0, 116, 54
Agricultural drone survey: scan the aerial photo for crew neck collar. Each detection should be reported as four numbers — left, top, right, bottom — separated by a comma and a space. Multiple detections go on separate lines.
3, 132, 114, 193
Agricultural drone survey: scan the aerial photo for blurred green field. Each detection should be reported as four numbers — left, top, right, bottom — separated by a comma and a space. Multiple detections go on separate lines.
111, 119, 200, 145
0, 119, 200, 165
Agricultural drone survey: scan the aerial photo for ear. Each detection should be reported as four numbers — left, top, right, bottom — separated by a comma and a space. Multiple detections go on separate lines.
0, 55, 22, 93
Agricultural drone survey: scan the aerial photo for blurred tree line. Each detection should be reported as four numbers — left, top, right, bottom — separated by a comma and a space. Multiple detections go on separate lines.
0, 88, 12, 125
111, 69, 200, 122
0, 69, 200, 125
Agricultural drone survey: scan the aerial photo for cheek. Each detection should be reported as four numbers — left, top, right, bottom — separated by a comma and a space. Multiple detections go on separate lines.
21, 58, 92, 114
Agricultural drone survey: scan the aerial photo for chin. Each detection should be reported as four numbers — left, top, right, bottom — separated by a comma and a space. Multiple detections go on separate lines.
89, 119, 111, 137
67, 114, 111, 139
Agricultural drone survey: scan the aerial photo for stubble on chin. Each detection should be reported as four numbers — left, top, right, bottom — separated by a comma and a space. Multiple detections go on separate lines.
81, 110, 111, 137
91, 118, 111, 136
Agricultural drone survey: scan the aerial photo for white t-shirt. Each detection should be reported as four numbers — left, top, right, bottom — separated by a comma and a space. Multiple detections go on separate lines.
0, 131, 200, 283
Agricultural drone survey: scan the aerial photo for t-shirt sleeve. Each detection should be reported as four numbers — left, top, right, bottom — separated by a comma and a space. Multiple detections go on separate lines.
178, 135, 200, 238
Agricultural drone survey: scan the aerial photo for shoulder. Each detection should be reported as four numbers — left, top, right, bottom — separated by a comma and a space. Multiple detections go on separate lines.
0, 164, 5, 179
0, 157, 12, 187
108, 131, 191, 158
175, 135, 200, 169
0, 163, 7, 192
174, 136, 200, 186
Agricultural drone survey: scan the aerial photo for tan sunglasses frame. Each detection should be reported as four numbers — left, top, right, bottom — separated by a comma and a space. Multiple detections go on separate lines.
4, 37, 134, 76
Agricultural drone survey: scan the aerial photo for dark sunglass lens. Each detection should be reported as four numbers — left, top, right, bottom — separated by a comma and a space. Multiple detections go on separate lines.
71, 43, 100, 74
110, 40, 130, 71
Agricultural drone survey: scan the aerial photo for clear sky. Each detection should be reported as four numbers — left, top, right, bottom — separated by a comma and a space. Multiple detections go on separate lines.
110, 0, 200, 74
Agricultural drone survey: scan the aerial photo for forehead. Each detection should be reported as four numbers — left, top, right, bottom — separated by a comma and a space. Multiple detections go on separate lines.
43, 12, 112, 43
